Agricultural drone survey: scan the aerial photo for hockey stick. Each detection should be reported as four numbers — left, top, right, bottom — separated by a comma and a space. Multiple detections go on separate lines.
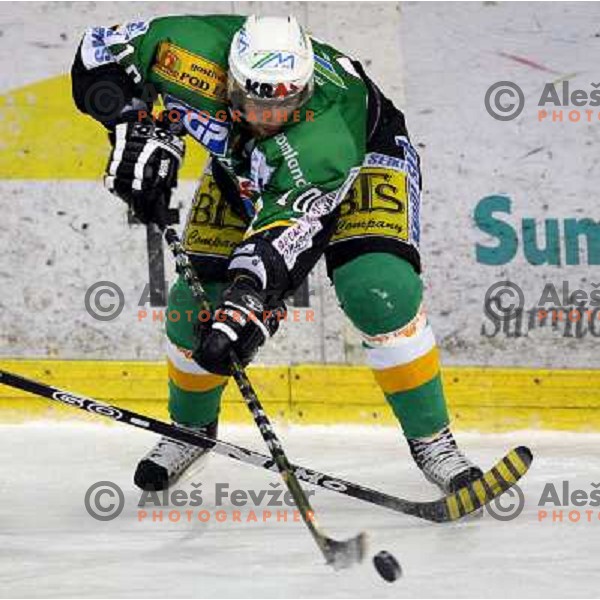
145, 223, 167, 306
0, 368, 532, 523
160, 225, 366, 570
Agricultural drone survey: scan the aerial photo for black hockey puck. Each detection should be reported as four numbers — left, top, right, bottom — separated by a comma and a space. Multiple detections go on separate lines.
373, 550, 402, 582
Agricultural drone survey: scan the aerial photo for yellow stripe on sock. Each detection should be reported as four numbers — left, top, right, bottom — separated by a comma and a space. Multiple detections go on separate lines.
372, 347, 440, 394
167, 359, 227, 392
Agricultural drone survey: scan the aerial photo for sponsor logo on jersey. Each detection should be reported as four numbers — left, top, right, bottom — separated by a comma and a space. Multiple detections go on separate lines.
273, 133, 310, 188
160, 48, 181, 72
394, 136, 421, 246
313, 54, 347, 89
183, 174, 246, 258
153, 42, 228, 102
164, 95, 230, 156
332, 165, 415, 246
365, 152, 408, 172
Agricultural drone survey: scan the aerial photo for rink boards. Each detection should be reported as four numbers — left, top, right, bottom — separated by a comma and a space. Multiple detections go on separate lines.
1, 3, 599, 438
1, 360, 600, 432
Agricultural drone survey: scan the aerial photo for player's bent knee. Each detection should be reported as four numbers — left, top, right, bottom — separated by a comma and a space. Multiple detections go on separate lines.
333, 253, 423, 337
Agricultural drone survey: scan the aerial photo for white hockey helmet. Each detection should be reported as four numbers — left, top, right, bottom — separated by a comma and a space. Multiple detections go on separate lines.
228, 15, 314, 123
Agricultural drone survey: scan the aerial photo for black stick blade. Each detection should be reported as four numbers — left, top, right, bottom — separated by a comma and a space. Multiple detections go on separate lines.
324, 532, 368, 570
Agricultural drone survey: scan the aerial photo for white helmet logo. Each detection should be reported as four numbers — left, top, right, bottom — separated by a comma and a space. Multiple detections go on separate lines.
228, 15, 315, 116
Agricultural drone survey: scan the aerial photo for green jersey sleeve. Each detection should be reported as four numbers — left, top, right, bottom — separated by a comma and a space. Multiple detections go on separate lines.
77, 15, 244, 108
73, 15, 244, 153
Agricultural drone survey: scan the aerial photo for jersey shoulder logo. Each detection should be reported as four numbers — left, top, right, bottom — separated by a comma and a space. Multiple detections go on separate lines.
153, 42, 228, 102
313, 53, 347, 89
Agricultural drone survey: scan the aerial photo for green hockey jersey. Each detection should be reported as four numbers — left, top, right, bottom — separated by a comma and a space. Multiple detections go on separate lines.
75, 15, 369, 236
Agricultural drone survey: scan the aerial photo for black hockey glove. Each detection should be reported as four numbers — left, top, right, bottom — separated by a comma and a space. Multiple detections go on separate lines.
104, 118, 185, 225
193, 279, 286, 376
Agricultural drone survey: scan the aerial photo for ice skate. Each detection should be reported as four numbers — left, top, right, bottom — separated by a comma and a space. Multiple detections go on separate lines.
134, 420, 218, 491
408, 427, 483, 493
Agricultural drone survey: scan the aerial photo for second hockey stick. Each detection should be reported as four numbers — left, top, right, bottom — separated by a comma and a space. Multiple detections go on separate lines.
0, 368, 532, 524
161, 225, 366, 570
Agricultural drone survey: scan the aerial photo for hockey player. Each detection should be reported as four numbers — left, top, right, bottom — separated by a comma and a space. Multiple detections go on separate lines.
71, 14, 482, 494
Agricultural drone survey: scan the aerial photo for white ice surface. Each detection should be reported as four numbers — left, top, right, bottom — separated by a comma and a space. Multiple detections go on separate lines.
0, 423, 598, 598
